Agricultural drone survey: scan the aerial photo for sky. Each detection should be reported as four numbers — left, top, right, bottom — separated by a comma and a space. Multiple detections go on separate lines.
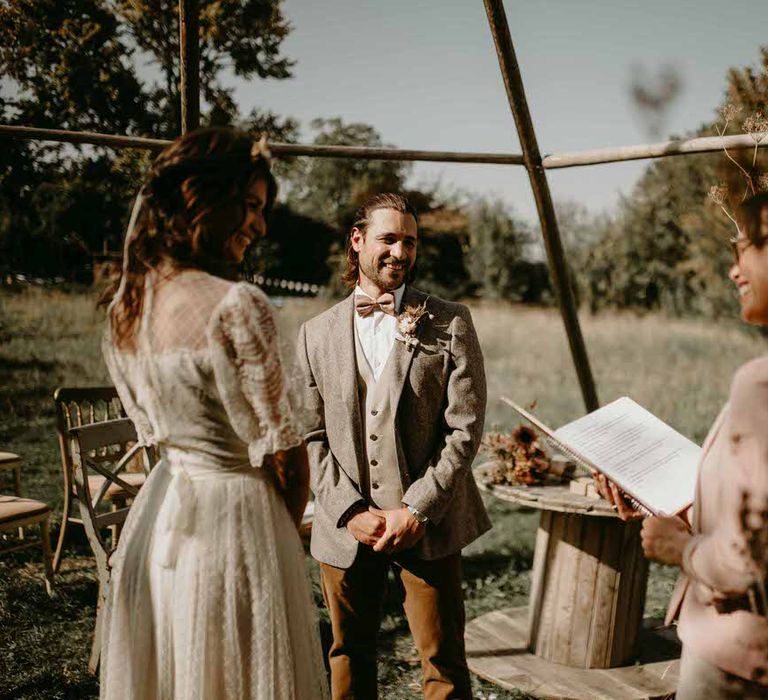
224, 0, 768, 220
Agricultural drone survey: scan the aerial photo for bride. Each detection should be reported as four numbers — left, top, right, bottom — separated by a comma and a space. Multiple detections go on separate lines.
99, 127, 328, 699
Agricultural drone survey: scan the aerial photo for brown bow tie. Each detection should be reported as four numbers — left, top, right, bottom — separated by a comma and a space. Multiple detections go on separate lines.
355, 293, 396, 317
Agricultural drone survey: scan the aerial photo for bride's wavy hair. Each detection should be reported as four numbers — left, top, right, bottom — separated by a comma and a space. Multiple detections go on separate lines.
104, 127, 276, 350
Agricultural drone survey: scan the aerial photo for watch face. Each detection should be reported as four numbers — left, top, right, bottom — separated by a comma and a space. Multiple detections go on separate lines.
408, 506, 427, 523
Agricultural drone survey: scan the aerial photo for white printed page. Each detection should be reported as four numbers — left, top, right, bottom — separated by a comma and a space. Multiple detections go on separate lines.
554, 397, 700, 515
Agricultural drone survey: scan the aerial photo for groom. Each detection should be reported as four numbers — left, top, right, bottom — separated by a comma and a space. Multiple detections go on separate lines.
296, 193, 491, 699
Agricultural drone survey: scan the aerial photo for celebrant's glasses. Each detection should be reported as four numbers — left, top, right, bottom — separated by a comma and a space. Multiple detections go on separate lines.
729, 236, 768, 264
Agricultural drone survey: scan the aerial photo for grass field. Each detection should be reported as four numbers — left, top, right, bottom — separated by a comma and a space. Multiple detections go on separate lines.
1, 287, 766, 699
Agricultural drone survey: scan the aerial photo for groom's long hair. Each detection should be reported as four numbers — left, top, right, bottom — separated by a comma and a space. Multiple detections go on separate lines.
342, 192, 419, 289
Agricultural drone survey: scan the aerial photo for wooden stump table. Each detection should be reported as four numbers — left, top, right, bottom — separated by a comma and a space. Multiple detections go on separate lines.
466, 471, 680, 699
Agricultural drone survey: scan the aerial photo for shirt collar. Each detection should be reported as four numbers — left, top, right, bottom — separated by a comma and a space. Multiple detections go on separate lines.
354, 284, 405, 313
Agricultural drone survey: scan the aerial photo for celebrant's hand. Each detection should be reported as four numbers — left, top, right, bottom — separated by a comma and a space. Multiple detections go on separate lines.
641, 515, 691, 566
371, 506, 426, 554
591, 470, 643, 521
346, 508, 386, 546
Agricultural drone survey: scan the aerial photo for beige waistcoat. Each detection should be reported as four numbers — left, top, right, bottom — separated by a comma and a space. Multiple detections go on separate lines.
354, 329, 403, 510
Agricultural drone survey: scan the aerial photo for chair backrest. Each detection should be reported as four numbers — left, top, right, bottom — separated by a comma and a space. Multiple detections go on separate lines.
54, 386, 125, 487
69, 418, 154, 582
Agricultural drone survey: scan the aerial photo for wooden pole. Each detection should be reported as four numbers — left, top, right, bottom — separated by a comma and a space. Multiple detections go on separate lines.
483, 0, 599, 412
267, 142, 524, 164
179, 0, 200, 134
1, 124, 762, 170
543, 133, 767, 169
0, 125, 525, 164
0, 125, 169, 150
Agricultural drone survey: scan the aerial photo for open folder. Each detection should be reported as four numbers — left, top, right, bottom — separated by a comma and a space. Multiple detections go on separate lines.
501, 396, 701, 516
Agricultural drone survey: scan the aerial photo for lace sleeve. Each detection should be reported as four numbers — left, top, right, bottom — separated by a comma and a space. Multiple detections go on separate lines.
207, 283, 302, 467
101, 327, 155, 445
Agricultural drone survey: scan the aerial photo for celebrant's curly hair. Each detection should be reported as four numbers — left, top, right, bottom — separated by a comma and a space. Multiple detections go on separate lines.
342, 192, 419, 288
104, 127, 276, 350
736, 191, 768, 248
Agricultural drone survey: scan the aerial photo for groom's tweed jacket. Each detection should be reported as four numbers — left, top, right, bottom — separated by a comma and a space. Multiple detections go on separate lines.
296, 286, 491, 569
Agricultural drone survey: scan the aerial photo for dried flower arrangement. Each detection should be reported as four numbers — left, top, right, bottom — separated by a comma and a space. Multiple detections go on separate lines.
708, 104, 768, 232
481, 424, 555, 487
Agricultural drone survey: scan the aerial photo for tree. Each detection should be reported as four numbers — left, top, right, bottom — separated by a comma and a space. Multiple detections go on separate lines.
115, 0, 294, 136
465, 198, 541, 302
412, 196, 472, 300
285, 118, 408, 231
578, 152, 725, 315
576, 47, 768, 317
244, 206, 336, 287
0, 0, 295, 278
0, 0, 149, 134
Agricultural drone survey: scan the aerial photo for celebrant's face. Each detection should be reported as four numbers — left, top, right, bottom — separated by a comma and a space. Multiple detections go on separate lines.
729, 207, 768, 325
226, 178, 268, 264
352, 208, 417, 293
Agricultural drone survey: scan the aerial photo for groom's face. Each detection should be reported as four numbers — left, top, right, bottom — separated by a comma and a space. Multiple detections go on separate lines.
352, 208, 418, 292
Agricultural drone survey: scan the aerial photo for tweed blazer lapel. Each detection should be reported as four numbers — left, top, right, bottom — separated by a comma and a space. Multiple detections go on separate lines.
332, 294, 366, 482
388, 286, 425, 414
664, 402, 729, 625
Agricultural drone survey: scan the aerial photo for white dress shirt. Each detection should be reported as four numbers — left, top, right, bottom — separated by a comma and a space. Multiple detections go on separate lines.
353, 284, 405, 382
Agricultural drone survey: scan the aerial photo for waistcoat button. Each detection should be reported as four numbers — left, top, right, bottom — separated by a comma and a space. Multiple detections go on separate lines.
370, 459, 378, 466
370, 434, 378, 441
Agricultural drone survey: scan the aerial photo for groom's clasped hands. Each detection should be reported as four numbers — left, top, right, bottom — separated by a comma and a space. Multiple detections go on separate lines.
346, 505, 426, 553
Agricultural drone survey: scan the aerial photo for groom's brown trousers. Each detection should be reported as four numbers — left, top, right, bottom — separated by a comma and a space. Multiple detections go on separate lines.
319, 546, 472, 700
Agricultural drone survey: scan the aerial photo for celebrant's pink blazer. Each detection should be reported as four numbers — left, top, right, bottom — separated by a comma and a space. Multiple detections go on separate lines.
666, 355, 768, 683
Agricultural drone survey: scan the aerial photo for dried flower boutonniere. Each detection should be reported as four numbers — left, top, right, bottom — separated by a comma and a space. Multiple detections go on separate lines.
395, 300, 433, 351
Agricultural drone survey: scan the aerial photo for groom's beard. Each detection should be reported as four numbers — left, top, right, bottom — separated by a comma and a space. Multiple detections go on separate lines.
359, 255, 415, 292
406, 261, 418, 285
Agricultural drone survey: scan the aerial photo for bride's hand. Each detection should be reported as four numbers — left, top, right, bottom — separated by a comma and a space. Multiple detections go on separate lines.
590, 469, 643, 521
264, 445, 310, 528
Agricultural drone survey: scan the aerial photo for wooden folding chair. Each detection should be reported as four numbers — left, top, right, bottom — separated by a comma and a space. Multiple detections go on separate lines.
0, 452, 54, 594
69, 417, 155, 673
0, 451, 25, 539
53, 387, 146, 572
0, 451, 23, 497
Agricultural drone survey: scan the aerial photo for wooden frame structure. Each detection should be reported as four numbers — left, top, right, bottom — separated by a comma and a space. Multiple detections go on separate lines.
1, 0, 766, 412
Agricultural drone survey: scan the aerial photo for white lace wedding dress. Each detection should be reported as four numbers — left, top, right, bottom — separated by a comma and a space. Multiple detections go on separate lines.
100, 269, 328, 700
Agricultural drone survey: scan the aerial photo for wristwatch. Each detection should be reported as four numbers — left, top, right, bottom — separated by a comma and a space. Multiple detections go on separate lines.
406, 505, 429, 524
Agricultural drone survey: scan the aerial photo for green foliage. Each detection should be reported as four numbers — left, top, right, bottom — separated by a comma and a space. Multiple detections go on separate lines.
576, 151, 744, 317
0, 0, 294, 278
285, 117, 409, 230
244, 205, 336, 285
0, 0, 148, 133
465, 198, 550, 303
115, 0, 294, 137
414, 207, 472, 300
573, 49, 768, 318
727, 47, 768, 120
